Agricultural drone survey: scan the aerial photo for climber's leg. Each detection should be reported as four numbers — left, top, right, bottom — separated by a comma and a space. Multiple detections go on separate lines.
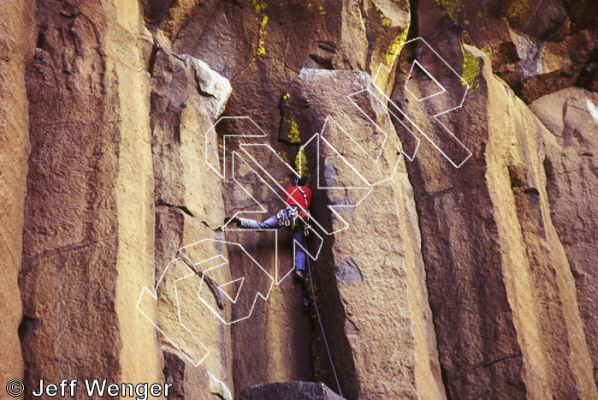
293, 230, 307, 279
238, 215, 282, 230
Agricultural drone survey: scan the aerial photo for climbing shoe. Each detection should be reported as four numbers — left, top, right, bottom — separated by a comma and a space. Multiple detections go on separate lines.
295, 269, 305, 282
303, 296, 310, 308
223, 216, 241, 227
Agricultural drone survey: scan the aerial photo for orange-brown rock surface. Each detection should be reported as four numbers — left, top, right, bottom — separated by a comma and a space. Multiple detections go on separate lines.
1, 1, 597, 400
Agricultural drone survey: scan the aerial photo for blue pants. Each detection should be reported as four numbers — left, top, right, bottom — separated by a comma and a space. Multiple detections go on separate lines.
239, 215, 307, 272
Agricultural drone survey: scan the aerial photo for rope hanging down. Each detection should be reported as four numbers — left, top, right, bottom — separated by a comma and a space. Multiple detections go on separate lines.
306, 256, 343, 398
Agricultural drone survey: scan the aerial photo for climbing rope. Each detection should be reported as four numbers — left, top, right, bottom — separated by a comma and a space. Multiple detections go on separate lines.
306, 256, 343, 398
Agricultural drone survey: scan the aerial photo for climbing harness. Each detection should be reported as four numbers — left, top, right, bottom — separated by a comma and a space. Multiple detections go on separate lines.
276, 205, 312, 234
275, 206, 300, 227
306, 256, 343, 398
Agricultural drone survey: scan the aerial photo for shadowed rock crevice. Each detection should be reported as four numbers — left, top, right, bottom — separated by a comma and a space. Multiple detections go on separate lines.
157, 200, 196, 218
306, 188, 360, 399
402, 158, 452, 400
163, 351, 186, 399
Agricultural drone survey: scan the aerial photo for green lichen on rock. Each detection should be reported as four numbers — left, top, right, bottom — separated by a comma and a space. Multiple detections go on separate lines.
257, 14, 269, 55
380, 11, 391, 28
507, 0, 531, 18
251, 0, 267, 13
277, 151, 291, 168
435, 0, 463, 20
251, 0, 269, 55
384, 26, 409, 66
461, 49, 481, 90
287, 117, 301, 144
294, 147, 310, 182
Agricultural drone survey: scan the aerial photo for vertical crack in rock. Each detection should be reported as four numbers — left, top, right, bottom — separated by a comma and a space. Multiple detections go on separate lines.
178, 252, 225, 310
162, 351, 186, 399
400, 123, 452, 400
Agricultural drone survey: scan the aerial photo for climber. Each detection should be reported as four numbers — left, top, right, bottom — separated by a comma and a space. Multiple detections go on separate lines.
223, 175, 312, 281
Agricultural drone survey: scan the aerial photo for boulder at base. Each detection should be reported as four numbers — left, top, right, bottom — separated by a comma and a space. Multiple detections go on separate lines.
236, 381, 345, 400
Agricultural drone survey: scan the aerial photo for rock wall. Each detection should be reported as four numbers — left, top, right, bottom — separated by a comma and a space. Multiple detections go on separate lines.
0, 0, 35, 389
531, 87, 598, 385
1, 0, 597, 400
282, 68, 444, 399
142, 33, 235, 399
20, 0, 161, 388
391, 36, 597, 398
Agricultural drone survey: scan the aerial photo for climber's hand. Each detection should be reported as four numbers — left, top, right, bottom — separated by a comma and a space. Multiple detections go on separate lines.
223, 216, 241, 228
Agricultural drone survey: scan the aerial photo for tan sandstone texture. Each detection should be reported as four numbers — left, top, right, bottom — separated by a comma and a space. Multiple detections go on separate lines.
1, 0, 597, 400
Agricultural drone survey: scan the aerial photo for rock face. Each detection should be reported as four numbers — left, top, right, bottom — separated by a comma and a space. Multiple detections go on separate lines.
20, 0, 161, 388
391, 37, 597, 398
281, 68, 445, 400
417, 0, 598, 103
1, 1, 597, 400
531, 87, 598, 384
142, 32, 235, 398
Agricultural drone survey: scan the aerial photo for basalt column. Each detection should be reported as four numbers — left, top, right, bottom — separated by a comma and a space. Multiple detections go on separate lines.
19, 0, 162, 390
